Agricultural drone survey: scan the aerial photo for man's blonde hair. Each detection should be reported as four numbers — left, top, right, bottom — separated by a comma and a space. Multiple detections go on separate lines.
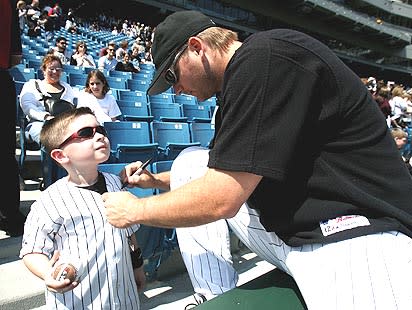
196, 27, 238, 54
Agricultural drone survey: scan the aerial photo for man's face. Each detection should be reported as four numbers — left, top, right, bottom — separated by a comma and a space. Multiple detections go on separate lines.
57, 40, 67, 52
107, 47, 116, 59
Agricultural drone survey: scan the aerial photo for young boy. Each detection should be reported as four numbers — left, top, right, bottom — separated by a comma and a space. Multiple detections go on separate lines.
20, 107, 145, 309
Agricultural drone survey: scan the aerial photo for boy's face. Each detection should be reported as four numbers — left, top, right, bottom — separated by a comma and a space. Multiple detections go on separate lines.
59, 114, 110, 166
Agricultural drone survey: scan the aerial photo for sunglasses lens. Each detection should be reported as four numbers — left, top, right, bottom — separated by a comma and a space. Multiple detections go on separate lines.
96, 126, 107, 136
77, 127, 94, 139
164, 69, 176, 85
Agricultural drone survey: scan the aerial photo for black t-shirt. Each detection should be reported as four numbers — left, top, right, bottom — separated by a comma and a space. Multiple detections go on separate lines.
208, 29, 412, 246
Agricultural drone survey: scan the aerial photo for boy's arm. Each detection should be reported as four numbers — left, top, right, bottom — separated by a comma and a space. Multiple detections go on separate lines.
22, 252, 54, 280
22, 252, 79, 293
129, 234, 146, 291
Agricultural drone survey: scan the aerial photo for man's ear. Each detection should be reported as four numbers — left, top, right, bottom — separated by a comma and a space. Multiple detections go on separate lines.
50, 149, 69, 165
188, 37, 203, 55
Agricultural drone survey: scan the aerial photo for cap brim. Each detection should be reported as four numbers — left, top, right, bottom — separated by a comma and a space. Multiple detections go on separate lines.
147, 58, 173, 95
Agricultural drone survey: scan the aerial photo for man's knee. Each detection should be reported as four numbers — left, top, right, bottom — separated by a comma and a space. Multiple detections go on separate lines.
170, 146, 210, 189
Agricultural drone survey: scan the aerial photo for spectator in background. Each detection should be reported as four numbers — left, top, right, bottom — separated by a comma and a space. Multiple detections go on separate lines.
70, 41, 96, 68
76, 69, 121, 124
37, 9, 54, 40
98, 42, 118, 72
116, 40, 129, 62
48, 36, 71, 65
390, 85, 408, 128
16, 0, 27, 34
19, 55, 76, 145
129, 45, 142, 70
26, 0, 41, 37
49, 2, 62, 30
115, 52, 140, 73
0, 0, 26, 237
391, 127, 412, 174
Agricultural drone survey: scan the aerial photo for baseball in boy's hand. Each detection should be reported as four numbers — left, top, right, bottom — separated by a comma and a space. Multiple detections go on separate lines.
51, 262, 78, 282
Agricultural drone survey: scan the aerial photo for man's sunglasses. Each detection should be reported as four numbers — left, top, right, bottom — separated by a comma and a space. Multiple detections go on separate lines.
59, 126, 107, 148
164, 44, 188, 85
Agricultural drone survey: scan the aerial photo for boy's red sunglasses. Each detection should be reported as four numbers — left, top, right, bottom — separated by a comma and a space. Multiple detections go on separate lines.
59, 125, 107, 148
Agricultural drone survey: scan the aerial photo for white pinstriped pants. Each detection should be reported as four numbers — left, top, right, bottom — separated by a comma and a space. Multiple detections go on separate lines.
170, 147, 412, 310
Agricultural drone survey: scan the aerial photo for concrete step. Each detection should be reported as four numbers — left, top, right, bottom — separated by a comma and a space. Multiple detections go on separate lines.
0, 259, 45, 310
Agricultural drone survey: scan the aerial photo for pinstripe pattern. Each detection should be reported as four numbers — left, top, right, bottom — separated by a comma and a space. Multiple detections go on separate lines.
171, 147, 412, 309
20, 173, 140, 310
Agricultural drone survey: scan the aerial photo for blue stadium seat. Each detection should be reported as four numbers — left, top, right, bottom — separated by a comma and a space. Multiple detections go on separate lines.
9, 66, 36, 82
182, 104, 212, 122
190, 122, 215, 148
126, 79, 150, 92
105, 76, 127, 90
103, 121, 159, 163
174, 94, 198, 105
150, 102, 188, 122
151, 160, 174, 195
109, 70, 133, 80
151, 121, 200, 160
117, 100, 154, 122
118, 90, 148, 103
98, 162, 154, 197
149, 92, 175, 104
62, 64, 86, 75
69, 73, 88, 87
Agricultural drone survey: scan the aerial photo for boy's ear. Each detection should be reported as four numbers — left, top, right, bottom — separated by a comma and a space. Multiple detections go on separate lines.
50, 149, 69, 165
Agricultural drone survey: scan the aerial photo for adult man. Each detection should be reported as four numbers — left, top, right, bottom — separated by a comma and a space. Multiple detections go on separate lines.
103, 10, 412, 309
0, 0, 26, 236
98, 42, 118, 72
48, 36, 70, 65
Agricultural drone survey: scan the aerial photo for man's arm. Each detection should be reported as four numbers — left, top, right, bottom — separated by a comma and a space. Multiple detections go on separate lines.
103, 168, 261, 228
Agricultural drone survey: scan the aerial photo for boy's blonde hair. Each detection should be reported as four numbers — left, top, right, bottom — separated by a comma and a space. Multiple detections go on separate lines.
40, 107, 95, 154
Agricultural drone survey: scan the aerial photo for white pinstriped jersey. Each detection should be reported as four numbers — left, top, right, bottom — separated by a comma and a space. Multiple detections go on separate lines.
20, 172, 140, 309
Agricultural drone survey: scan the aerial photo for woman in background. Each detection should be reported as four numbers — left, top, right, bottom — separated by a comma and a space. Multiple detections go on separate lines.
70, 41, 96, 68
19, 54, 76, 145
76, 69, 121, 124
115, 52, 139, 73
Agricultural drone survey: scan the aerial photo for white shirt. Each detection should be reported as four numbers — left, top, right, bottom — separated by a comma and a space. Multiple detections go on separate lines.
98, 55, 118, 71
77, 91, 121, 124
20, 173, 140, 309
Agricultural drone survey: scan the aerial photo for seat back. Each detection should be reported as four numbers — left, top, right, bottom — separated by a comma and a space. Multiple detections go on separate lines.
126, 79, 150, 92
174, 94, 198, 105
151, 160, 174, 195
109, 70, 132, 80
103, 121, 158, 163
149, 92, 175, 104
150, 102, 187, 122
151, 121, 200, 160
9, 66, 36, 82
118, 90, 148, 103
117, 100, 153, 122
182, 104, 211, 122
69, 73, 88, 87
190, 122, 216, 148
98, 163, 154, 197
105, 76, 127, 90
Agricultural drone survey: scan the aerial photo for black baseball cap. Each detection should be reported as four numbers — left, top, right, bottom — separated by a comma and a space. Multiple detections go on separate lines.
147, 10, 216, 95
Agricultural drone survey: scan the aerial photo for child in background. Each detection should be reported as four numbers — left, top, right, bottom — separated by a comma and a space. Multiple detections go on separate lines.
20, 107, 145, 309
76, 70, 122, 124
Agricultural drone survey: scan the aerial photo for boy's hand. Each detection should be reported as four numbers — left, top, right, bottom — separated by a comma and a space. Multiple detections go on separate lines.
44, 251, 79, 293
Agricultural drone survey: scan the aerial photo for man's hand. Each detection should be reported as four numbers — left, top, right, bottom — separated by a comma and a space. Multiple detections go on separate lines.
102, 191, 139, 228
